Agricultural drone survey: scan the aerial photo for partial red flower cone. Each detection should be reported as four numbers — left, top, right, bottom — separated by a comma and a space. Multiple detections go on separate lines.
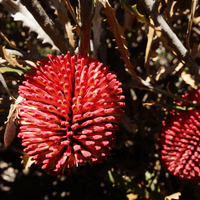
18, 52, 125, 175
159, 90, 200, 181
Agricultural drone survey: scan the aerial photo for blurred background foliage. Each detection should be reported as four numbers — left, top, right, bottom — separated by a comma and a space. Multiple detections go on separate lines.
0, 0, 200, 199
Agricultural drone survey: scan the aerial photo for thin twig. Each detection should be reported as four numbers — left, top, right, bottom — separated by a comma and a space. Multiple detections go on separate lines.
0, 31, 20, 51
129, 83, 200, 106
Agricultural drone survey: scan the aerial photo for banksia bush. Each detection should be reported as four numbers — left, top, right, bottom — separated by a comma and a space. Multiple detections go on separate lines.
18, 52, 125, 175
159, 90, 200, 181
3, 0, 200, 198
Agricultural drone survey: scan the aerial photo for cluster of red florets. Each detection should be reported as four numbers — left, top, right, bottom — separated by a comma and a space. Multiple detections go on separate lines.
18, 52, 125, 175
159, 90, 200, 181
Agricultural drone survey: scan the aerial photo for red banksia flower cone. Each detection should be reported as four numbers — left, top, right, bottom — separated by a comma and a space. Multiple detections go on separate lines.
18, 52, 125, 175
159, 90, 200, 181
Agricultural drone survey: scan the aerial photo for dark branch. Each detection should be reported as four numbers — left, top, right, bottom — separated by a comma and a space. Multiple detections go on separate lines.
78, 0, 94, 56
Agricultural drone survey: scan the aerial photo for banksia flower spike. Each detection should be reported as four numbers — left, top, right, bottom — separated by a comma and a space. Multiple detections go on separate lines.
159, 90, 200, 181
18, 52, 125, 175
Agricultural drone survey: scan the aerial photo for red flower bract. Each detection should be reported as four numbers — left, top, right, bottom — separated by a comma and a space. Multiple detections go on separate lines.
18, 52, 125, 175
159, 90, 200, 181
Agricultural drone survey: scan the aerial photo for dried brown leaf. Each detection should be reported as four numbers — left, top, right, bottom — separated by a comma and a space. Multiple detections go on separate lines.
20, 59, 36, 66
145, 18, 155, 78
0, 45, 23, 69
164, 192, 181, 200
21, 152, 35, 173
169, 1, 177, 23
99, 0, 140, 81
51, 0, 75, 48
181, 70, 198, 89
66, 22, 76, 48
126, 193, 138, 200
193, 16, 200, 25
